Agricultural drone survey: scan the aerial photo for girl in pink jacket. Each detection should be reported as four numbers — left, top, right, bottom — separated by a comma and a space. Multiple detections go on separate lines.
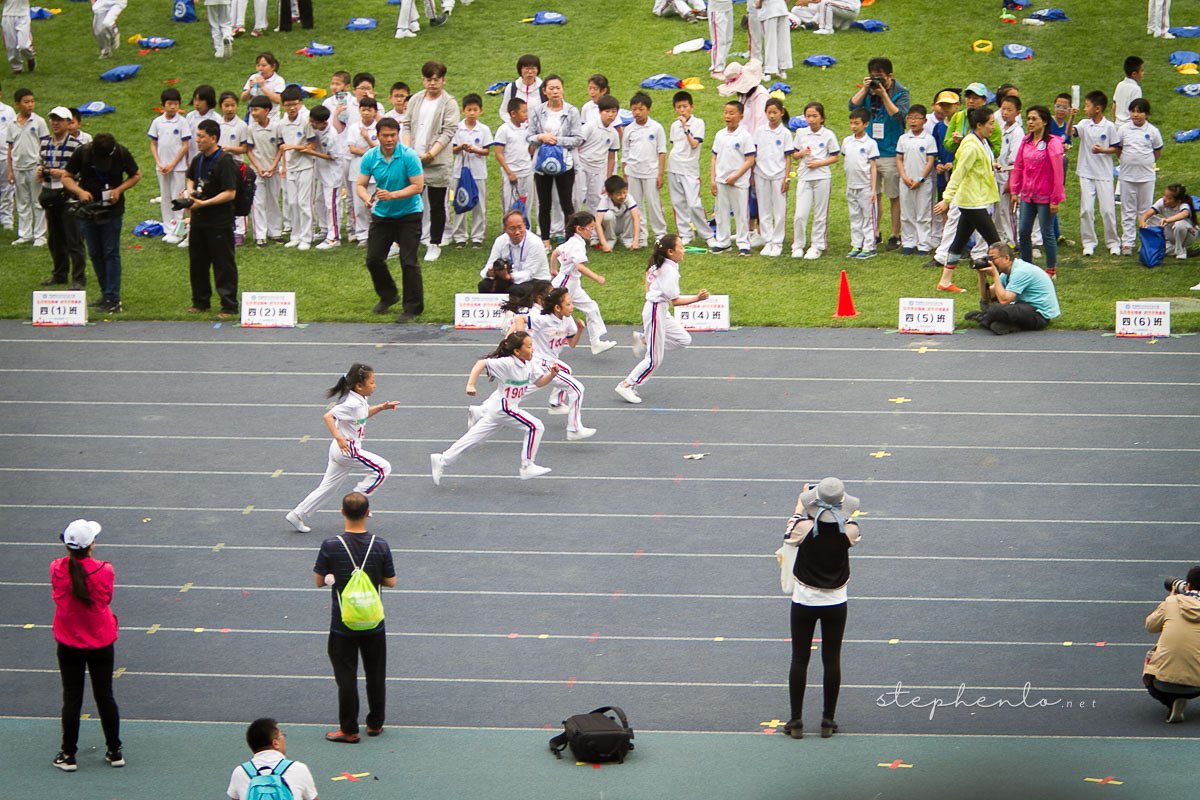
1009, 105, 1065, 277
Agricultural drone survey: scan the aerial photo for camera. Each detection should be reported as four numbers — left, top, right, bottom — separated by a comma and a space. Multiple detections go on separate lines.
170, 197, 195, 211
970, 257, 993, 270
867, 75, 887, 90
491, 257, 513, 276
1165, 577, 1189, 594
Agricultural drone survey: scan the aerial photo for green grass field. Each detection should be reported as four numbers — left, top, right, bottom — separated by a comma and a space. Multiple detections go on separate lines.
3, 0, 1198, 329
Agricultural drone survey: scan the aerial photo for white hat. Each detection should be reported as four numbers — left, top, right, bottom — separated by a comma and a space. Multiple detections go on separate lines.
799, 478, 860, 520
717, 59, 766, 97
48, 106, 73, 120
61, 519, 101, 550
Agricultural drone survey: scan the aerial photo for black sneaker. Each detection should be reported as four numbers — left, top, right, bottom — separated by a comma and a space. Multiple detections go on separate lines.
886, 235, 901, 251
105, 749, 125, 767
53, 752, 77, 772
26, 56, 36, 73
963, 310, 984, 322
430, 12, 449, 26
99, 300, 123, 314
372, 298, 399, 314
40, 278, 67, 287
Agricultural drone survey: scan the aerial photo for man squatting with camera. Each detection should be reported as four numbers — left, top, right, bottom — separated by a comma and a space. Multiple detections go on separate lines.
963, 243, 1060, 335
477, 209, 550, 293
1144, 568, 1200, 723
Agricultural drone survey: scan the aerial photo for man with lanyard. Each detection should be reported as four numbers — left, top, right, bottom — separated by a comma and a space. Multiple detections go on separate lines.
59, 133, 142, 313
848, 58, 910, 251
185, 119, 239, 318
478, 208, 550, 292
37, 107, 86, 290
357, 116, 425, 322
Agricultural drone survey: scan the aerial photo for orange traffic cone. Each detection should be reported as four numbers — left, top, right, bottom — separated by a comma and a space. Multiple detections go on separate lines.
833, 270, 858, 318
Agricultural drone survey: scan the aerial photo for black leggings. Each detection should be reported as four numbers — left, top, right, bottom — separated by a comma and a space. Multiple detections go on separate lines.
426, 186, 448, 246
58, 642, 121, 755
789, 601, 847, 720
534, 169, 575, 242
947, 206, 1000, 264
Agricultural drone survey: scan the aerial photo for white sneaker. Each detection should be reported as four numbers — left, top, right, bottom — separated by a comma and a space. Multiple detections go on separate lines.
1109, 247, 1121, 256
223, 38, 234, 58
285, 511, 311, 533
388, 243, 400, 258
1082, 248, 1094, 257
1163, 31, 1176, 39
749, 231, 766, 248
590, 339, 617, 355
791, 249, 804, 258
297, 241, 311, 251
162, 234, 181, 245
547, 404, 569, 416
1032, 247, 1042, 259
1190, 282, 1200, 291
316, 239, 340, 250
424, 243, 441, 261
150, 196, 161, 204
519, 463, 552, 480
615, 382, 642, 404
804, 247, 822, 260
177, 236, 189, 248
284, 239, 300, 248
410, 21, 421, 32
632, 331, 646, 360
567, 426, 596, 441
430, 453, 444, 486
813, 27, 834, 34
32, 237, 46, 247
11, 237, 32, 245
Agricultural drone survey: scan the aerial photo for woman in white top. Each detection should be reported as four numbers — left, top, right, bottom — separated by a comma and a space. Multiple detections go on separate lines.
526, 75, 583, 246
239, 52, 286, 116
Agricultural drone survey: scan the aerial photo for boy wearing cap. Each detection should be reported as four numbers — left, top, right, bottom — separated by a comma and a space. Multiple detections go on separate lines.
929, 89, 960, 250
38, 106, 86, 289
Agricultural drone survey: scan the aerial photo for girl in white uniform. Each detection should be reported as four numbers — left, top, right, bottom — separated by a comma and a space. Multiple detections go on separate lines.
431, 332, 559, 484
514, 287, 595, 441
615, 235, 710, 404
286, 364, 400, 533
551, 211, 617, 355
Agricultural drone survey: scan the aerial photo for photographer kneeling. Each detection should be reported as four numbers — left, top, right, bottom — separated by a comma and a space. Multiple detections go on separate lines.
1143, 567, 1200, 724
478, 209, 550, 293
964, 243, 1060, 335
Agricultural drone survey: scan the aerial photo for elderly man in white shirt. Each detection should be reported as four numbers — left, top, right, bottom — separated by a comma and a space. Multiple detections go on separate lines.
478, 208, 550, 292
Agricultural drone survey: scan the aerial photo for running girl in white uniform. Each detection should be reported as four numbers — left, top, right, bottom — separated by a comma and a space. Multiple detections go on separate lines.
615, 234, 710, 404
431, 331, 560, 485
285, 364, 399, 533
550, 211, 617, 355
513, 287, 595, 441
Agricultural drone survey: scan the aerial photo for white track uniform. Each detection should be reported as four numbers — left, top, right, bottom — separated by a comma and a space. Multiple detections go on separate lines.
494, 119, 536, 224
280, 112, 316, 245
313, 125, 349, 243
440, 356, 547, 470
759, 0, 792, 76
233, 0, 269, 32
814, 0, 861, 33
745, 0, 763, 63
344, 120, 379, 243
791, 124, 839, 255
91, 0, 126, 56
896, 127, 937, 251
1148, 0, 1173, 37
448, 119, 492, 245
7, 111, 47, 241
1074, 117, 1119, 254
1114, 120, 1163, 249
247, 116, 282, 242
552, 235, 608, 345
205, 0, 234, 58
708, 0, 734, 74
575, 118, 619, 217
668, 115, 711, 244
622, 117, 668, 244
0, 101, 14, 228
219, 115, 252, 237
2, 0, 34, 74
624, 258, 691, 388
711, 124, 756, 250
842, 132, 879, 250
290, 391, 391, 525
753, 122, 792, 249
528, 308, 588, 434
147, 113, 190, 233
597, 193, 640, 249
993, 119, 1023, 246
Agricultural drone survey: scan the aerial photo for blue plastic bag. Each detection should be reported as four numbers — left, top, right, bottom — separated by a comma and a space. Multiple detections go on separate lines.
768, 82, 791, 95
532, 11, 566, 25
133, 220, 164, 237
30, 7, 55, 19
1002, 44, 1034, 60
1029, 8, 1069, 22
1139, 226, 1165, 267
485, 81, 510, 96
1168, 26, 1200, 38
1003, 0, 1031, 8
100, 64, 141, 82
641, 74, 682, 90
534, 144, 566, 175
172, 0, 197, 23
787, 115, 808, 132
616, 109, 634, 127
1175, 83, 1200, 97
78, 101, 116, 117
137, 36, 176, 49
850, 20, 889, 32
804, 55, 837, 68
1175, 128, 1200, 143
1169, 50, 1200, 66
345, 18, 378, 30
511, 194, 529, 227
453, 165, 479, 214
307, 41, 334, 56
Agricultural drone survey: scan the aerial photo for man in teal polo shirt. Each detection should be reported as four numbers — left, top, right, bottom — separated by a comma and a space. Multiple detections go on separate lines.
966, 243, 1061, 335
357, 117, 425, 322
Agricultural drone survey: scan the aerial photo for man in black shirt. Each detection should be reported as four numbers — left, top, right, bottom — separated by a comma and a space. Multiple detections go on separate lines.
185, 119, 239, 317
312, 492, 396, 743
60, 133, 142, 313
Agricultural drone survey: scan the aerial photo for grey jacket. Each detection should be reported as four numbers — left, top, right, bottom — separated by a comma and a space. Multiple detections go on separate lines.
525, 102, 583, 173
403, 90, 460, 187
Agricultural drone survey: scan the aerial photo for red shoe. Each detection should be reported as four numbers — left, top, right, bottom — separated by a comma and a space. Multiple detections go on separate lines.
325, 730, 360, 743
367, 726, 384, 737
936, 283, 967, 293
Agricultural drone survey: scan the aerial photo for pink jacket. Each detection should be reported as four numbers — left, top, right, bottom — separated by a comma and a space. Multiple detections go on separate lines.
51, 556, 119, 650
1008, 135, 1065, 205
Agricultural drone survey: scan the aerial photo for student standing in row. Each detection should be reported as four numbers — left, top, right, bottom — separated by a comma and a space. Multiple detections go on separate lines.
4, 87, 45, 245
842, 108, 879, 259
667, 91, 712, 248
622, 92, 667, 248
894, 105, 936, 256
1072, 91, 1119, 257
790, 102, 839, 260
1114, 98, 1162, 255
753, 98, 791, 257
709, 100, 755, 255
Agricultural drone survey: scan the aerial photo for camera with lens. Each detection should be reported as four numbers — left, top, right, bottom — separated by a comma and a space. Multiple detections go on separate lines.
1165, 577, 1190, 594
491, 257, 513, 277
170, 197, 195, 211
970, 257, 993, 270
867, 75, 887, 91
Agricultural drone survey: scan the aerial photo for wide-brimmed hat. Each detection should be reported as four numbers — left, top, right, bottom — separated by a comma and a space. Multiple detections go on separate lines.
934, 90, 960, 105
799, 478, 860, 520
61, 519, 101, 550
718, 59, 765, 96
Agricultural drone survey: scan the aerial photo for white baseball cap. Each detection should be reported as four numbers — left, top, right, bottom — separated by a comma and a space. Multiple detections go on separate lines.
61, 519, 101, 550
48, 106, 73, 120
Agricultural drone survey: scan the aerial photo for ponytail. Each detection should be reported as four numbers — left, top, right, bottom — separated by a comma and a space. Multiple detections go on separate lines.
68, 549, 93, 606
648, 234, 680, 271
1166, 184, 1197, 224
566, 210, 595, 237
540, 287, 570, 316
500, 279, 551, 313
484, 331, 530, 359
326, 363, 373, 400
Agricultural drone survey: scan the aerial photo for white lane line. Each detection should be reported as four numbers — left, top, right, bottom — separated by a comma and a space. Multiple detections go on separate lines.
0, 541, 1189, 565
0, 623, 1146, 648
0, 667, 1144, 692
5, 368, 1197, 388
4, 431, 1195, 450
2, 467, 1196, 490
0, 581, 1156, 603
2, 336, 1196, 357
0, 504, 1193, 525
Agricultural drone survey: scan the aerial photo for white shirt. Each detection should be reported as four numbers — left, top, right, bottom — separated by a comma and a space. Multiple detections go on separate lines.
529, 311, 578, 361
74, 129, 93, 146
792, 126, 839, 181
218, 115, 252, 160
313, 125, 348, 188
1112, 77, 1142, 126
226, 751, 318, 800
185, 108, 219, 159
480, 231, 550, 283
482, 356, 545, 410
279, 112, 316, 173
494, 121, 533, 177
753, 123, 793, 180
1113, 120, 1163, 183
243, 72, 287, 117
322, 91, 357, 127
998, 119, 1024, 174
551, 235, 589, 290
711, 125, 756, 188
501, 77, 544, 125
645, 258, 681, 304
841, 133, 880, 189
576, 119, 619, 172
667, 116, 706, 177
345, 119, 379, 174
597, 193, 638, 221
1073, 117, 1117, 180
622, 118, 666, 179
329, 390, 370, 442
146, 113, 189, 173
248, 117, 281, 168
452, 120, 492, 180
896, 128, 937, 182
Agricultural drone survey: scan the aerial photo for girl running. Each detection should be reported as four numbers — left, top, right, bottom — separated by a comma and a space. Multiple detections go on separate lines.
615, 234, 710, 404
550, 211, 618, 355
286, 364, 400, 533
514, 287, 595, 441
431, 331, 559, 485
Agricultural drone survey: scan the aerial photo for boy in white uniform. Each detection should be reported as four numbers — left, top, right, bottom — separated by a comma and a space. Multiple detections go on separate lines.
308, 106, 350, 250
1112, 57, 1143, 127
791, 101, 840, 259
753, 98, 792, 256
1072, 90, 1120, 256
2, 0, 35, 74
667, 91, 712, 246
842, 108, 879, 258
206, 0, 234, 59
1113, 98, 1163, 254
758, 0, 792, 79
91, 0, 126, 58
343, 98, 380, 245
895, 104, 937, 255
275, 86, 317, 250
493, 98, 535, 225
574, 95, 620, 223
709, 100, 756, 254
708, 0, 735, 77
448, 93, 491, 247
244, 95, 282, 246
6, 87, 45, 244
596, 175, 642, 251
652, 0, 707, 22
994, 96, 1023, 248
146, 88, 190, 244
622, 92, 668, 247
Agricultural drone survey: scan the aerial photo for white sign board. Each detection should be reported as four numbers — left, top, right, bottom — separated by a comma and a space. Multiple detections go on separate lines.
1115, 301, 1170, 338
32, 291, 87, 326
454, 293, 507, 330
675, 294, 730, 331
898, 297, 955, 334
240, 292, 296, 328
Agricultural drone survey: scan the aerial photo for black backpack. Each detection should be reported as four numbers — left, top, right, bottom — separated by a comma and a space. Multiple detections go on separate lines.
231, 156, 257, 216
549, 706, 634, 763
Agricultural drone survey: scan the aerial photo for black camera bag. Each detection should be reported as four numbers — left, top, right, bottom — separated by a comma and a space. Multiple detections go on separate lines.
549, 706, 634, 763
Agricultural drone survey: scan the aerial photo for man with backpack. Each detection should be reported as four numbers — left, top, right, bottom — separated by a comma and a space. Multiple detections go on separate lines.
312, 492, 397, 743
226, 718, 319, 800
184, 118, 240, 318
